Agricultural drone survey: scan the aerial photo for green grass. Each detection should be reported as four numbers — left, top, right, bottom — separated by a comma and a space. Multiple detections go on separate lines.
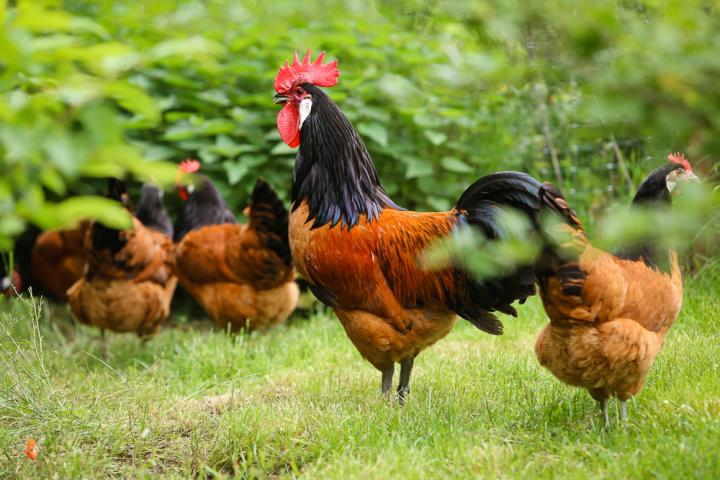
1, 265, 719, 479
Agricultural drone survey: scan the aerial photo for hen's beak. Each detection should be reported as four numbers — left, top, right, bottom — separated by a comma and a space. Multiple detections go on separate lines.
684, 171, 700, 182
273, 94, 289, 104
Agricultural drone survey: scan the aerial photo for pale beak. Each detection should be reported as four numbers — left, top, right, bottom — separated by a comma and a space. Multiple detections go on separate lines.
273, 94, 289, 104
683, 171, 700, 183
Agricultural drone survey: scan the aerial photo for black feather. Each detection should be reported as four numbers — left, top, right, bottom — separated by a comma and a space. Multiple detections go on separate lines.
136, 184, 173, 237
248, 179, 292, 269
615, 162, 684, 271
535, 182, 587, 298
450, 171, 543, 332
92, 179, 130, 255
292, 84, 402, 230
174, 175, 237, 242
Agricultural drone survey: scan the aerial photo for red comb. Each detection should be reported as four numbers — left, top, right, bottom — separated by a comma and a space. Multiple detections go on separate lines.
668, 152, 692, 172
274, 50, 340, 94
179, 159, 201, 173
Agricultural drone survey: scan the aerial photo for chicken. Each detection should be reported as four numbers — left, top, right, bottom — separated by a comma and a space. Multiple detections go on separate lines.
272, 51, 539, 401
173, 160, 299, 332
533, 153, 698, 424
30, 222, 89, 302
67, 179, 177, 337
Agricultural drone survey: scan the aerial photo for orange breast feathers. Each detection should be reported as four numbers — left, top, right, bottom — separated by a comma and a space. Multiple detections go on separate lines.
291, 203, 460, 315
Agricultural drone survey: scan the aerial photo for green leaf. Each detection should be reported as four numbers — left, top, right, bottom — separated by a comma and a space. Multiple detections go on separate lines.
0, 212, 25, 239
441, 156, 473, 173
40, 168, 66, 196
270, 142, 297, 156
80, 42, 142, 77
211, 135, 258, 157
148, 37, 224, 62
377, 74, 420, 106
163, 124, 197, 141
357, 122, 388, 147
424, 131, 448, 146
402, 156, 433, 179
104, 81, 160, 125
223, 155, 267, 185
25, 197, 132, 231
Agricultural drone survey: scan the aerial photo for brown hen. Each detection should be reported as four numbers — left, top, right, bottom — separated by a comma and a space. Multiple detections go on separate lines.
174, 163, 298, 332
534, 154, 697, 424
68, 180, 177, 337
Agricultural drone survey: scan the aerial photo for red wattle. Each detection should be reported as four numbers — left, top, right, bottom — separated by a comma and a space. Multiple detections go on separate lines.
277, 102, 300, 148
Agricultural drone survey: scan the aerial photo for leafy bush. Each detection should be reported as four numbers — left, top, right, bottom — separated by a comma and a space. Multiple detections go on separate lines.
0, 0, 181, 248
2, 0, 718, 252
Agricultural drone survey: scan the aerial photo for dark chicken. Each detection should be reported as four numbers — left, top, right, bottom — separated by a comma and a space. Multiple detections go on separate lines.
532, 154, 697, 424
273, 51, 540, 401
173, 161, 298, 332
67, 179, 177, 337
136, 183, 174, 239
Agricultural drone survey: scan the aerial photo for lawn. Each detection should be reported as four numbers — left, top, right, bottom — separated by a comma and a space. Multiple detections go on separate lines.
1, 266, 719, 479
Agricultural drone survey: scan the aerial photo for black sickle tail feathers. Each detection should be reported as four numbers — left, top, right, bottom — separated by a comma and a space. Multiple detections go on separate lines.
456, 171, 543, 239
452, 171, 543, 334
248, 179, 292, 269
536, 182, 587, 297
538, 182, 585, 234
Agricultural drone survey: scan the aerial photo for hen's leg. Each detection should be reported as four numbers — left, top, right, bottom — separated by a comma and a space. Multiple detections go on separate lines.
397, 357, 415, 405
381, 365, 394, 399
601, 399, 610, 428
620, 400, 628, 424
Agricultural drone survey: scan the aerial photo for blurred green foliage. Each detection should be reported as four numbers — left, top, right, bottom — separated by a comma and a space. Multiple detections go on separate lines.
1, 0, 718, 256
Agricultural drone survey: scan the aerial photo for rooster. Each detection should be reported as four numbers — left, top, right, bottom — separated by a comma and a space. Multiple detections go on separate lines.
173, 160, 299, 332
67, 179, 177, 337
533, 153, 698, 424
272, 51, 540, 401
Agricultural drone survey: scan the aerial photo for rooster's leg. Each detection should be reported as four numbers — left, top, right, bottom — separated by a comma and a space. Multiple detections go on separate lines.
397, 357, 415, 405
381, 365, 394, 398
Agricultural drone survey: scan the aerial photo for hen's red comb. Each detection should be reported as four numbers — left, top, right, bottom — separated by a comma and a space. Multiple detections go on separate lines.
668, 152, 692, 172
274, 50, 339, 94
179, 159, 201, 173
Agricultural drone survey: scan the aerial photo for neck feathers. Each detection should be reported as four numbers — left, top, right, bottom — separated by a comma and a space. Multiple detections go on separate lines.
291, 84, 400, 229
617, 164, 680, 272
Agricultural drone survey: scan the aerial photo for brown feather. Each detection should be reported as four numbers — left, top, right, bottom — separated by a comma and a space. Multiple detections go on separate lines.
536, 244, 683, 401
174, 222, 298, 332
290, 201, 500, 370
67, 218, 177, 337
31, 222, 89, 302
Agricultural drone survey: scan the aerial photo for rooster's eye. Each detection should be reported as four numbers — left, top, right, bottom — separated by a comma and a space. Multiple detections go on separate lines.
296, 88, 303, 95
